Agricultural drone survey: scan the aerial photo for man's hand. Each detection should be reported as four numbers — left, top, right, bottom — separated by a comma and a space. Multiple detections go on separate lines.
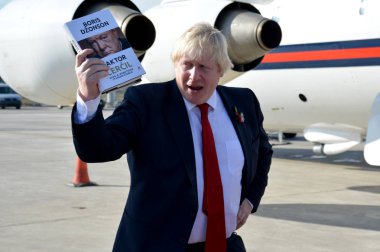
75, 49, 109, 101
236, 199, 253, 230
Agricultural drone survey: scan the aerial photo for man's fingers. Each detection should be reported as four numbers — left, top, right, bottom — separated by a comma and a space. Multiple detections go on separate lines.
75, 51, 108, 101
75, 48, 94, 68
236, 199, 252, 230
82, 62, 109, 77
83, 67, 109, 84
236, 213, 248, 230
76, 57, 108, 82
236, 209, 247, 230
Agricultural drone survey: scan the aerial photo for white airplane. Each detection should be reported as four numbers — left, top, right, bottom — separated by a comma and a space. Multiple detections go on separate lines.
0, 0, 379, 166
224, 0, 380, 166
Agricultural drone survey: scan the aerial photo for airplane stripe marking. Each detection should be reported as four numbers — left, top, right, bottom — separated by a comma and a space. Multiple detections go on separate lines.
256, 39, 380, 69
271, 38, 380, 53
262, 47, 380, 63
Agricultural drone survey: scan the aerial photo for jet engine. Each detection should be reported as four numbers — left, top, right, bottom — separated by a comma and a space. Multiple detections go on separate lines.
142, 0, 282, 83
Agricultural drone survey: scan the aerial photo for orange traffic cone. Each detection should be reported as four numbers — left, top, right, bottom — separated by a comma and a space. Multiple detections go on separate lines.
69, 157, 97, 187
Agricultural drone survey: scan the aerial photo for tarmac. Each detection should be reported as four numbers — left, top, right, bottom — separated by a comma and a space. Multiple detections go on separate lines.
0, 106, 379, 252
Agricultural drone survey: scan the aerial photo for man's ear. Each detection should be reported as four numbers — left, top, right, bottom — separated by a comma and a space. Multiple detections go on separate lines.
219, 67, 224, 77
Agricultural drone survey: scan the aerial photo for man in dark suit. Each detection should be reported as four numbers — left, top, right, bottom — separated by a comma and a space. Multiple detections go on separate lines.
72, 22, 272, 252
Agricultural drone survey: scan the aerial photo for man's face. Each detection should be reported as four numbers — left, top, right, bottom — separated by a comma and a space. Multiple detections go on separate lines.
87, 30, 121, 57
175, 55, 222, 105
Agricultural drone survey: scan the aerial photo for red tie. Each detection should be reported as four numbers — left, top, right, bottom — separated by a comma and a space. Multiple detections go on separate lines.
198, 103, 227, 252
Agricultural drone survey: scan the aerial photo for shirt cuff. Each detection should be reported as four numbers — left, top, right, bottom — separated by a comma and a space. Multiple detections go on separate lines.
74, 91, 101, 124
245, 198, 254, 210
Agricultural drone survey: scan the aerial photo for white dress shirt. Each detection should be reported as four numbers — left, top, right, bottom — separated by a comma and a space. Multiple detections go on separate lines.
74, 90, 245, 243
73, 91, 100, 124
183, 91, 245, 243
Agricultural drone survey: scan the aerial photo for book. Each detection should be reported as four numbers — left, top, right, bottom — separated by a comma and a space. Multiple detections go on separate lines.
64, 9, 145, 93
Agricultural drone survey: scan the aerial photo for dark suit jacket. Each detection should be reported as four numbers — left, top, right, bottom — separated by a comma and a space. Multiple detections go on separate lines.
71, 80, 272, 252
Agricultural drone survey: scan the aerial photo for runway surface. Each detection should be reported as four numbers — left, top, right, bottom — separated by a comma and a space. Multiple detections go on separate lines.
0, 106, 379, 251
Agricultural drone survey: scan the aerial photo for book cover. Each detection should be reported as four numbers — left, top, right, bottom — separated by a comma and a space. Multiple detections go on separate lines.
64, 9, 145, 93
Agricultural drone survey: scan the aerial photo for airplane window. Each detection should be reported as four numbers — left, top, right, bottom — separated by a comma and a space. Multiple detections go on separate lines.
299, 94, 307, 102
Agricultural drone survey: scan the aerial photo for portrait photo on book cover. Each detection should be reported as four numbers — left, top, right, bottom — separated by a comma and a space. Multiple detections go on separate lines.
78, 28, 131, 58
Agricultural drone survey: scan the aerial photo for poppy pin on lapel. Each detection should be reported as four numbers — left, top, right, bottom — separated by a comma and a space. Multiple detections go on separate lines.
235, 106, 245, 123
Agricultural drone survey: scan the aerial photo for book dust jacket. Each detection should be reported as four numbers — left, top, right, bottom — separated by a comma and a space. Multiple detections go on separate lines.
64, 9, 145, 93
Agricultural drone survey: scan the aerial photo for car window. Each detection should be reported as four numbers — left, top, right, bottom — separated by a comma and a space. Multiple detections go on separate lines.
0, 86, 17, 94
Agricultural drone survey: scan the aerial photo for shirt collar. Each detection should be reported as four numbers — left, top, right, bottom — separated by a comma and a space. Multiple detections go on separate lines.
182, 90, 218, 113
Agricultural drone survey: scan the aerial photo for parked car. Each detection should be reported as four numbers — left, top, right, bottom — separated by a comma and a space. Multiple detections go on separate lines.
0, 83, 22, 109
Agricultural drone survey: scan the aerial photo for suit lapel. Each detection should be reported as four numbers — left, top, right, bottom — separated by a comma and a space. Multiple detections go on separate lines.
164, 81, 198, 199
217, 86, 253, 184
163, 83, 252, 204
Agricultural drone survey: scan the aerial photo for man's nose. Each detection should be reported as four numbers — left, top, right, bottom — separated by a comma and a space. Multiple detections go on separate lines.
98, 41, 106, 50
189, 66, 200, 80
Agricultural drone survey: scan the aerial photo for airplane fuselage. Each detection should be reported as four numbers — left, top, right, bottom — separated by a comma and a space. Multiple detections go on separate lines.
226, 0, 380, 133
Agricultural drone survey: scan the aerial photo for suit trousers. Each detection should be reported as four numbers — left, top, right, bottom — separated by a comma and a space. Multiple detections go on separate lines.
186, 233, 246, 252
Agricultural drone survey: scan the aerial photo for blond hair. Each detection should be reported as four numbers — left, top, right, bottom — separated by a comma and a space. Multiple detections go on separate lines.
171, 22, 233, 74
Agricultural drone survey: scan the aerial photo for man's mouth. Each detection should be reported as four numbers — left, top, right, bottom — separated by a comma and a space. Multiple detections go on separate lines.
188, 85, 203, 91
